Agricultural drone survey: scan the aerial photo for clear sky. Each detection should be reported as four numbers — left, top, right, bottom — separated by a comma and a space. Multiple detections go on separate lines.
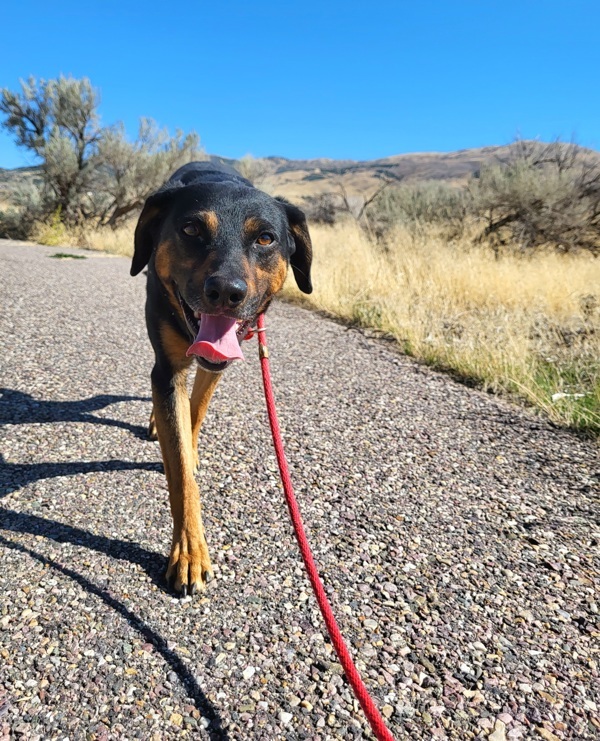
1, 1, 599, 168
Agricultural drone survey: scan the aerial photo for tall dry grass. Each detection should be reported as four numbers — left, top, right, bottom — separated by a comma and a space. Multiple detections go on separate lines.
281, 222, 600, 435
30, 218, 599, 434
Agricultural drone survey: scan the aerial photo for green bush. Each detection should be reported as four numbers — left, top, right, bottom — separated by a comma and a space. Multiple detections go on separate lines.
0, 76, 201, 231
471, 140, 600, 255
363, 180, 470, 239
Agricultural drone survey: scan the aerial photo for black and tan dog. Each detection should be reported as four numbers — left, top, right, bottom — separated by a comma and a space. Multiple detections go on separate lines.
131, 161, 313, 595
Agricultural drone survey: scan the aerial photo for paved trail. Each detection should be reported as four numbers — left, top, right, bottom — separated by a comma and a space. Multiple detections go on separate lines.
0, 240, 598, 740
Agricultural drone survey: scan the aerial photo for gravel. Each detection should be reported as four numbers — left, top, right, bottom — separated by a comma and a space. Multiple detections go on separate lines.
0, 239, 598, 740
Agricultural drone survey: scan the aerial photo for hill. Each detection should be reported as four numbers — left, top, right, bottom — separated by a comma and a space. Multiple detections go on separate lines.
3, 143, 600, 207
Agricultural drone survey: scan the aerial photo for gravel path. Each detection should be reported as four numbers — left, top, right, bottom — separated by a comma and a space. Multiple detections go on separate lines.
0, 239, 598, 741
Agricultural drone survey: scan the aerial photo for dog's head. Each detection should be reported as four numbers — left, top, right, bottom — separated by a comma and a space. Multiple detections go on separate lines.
131, 172, 313, 371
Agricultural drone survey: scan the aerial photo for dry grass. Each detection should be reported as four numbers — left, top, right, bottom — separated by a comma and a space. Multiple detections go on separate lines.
282, 222, 600, 435
28, 220, 137, 255
77, 223, 136, 256
30, 219, 599, 435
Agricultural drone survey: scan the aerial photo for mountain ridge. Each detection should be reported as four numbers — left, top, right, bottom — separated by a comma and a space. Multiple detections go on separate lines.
3, 142, 599, 204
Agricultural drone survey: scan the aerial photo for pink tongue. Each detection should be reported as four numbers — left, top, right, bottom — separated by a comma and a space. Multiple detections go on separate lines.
186, 315, 245, 363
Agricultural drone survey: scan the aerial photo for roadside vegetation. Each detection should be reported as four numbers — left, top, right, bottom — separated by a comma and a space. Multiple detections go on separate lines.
1, 77, 598, 435
283, 221, 599, 436
0, 76, 201, 238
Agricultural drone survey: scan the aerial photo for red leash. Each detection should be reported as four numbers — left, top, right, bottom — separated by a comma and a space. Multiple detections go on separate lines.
255, 314, 395, 741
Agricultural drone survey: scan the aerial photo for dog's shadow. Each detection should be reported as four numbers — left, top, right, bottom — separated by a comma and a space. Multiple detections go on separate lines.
0, 454, 163, 498
0, 529, 229, 739
0, 386, 163, 499
0, 387, 230, 737
0, 387, 150, 439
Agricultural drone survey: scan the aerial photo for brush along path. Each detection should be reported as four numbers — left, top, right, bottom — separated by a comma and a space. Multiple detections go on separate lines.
0, 239, 598, 740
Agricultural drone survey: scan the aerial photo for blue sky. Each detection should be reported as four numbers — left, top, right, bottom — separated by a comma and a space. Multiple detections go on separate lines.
1, 1, 599, 168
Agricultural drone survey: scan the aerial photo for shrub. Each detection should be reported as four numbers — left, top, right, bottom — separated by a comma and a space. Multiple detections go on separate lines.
0, 76, 202, 234
32, 207, 70, 246
363, 180, 471, 240
471, 140, 600, 255
302, 193, 339, 225
235, 154, 276, 186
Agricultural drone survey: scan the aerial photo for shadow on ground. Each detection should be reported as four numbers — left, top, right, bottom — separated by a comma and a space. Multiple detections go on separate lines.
0, 506, 169, 588
0, 387, 230, 735
0, 533, 229, 739
0, 388, 151, 439
0, 455, 163, 498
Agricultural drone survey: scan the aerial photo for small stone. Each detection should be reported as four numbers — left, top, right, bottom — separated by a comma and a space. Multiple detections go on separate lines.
169, 713, 183, 726
537, 691, 559, 705
536, 728, 559, 741
279, 711, 293, 725
288, 695, 301, 707
382, 705, 394, 718
242, 666, 255, 680
300, 700, 313, 711
489, 719, 507, 741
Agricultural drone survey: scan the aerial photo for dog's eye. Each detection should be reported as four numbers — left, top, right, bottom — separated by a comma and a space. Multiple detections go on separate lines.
182, 223, 200, 237
256, 232, 274, 247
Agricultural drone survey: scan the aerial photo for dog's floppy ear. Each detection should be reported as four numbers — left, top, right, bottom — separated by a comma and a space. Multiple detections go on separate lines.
276, 197, 313, 294
130, 188, 176, 276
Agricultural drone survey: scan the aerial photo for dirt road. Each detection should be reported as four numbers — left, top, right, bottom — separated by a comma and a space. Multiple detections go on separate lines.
0, 240, 598, 739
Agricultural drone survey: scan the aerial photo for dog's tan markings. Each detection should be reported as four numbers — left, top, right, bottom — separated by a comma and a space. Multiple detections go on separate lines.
256, 255, 288, 296
238, 254, 255, 295
243, 216, 264, 238
148, 408, 158, 440
190, 367, 221, 471
201, 210, 219, 237
154, 241, 182, 314
159, 321, 191, 372
152, 369, 213, 592
154, 240, 172, 282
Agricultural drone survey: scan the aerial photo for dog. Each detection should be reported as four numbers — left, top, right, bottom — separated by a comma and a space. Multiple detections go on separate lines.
130, 161, 313, 595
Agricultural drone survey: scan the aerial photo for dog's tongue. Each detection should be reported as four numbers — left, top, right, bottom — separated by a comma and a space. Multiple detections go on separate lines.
186, 315, 245, 363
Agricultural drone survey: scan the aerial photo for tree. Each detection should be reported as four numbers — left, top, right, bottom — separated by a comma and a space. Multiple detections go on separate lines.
471, 140, 600, 255
235, 154, 276, 187
0, 76, 202, 229
1, 76, 100, 224
90, 119, 200, 226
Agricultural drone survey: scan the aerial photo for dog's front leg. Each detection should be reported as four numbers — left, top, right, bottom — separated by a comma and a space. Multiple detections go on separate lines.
151, 364, 214, 595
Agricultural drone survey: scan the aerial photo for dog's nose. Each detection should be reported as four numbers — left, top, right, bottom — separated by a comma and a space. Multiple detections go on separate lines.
204, 276, 248, 308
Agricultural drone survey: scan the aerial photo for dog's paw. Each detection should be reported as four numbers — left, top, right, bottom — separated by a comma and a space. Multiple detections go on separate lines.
166, 528, 213, 596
